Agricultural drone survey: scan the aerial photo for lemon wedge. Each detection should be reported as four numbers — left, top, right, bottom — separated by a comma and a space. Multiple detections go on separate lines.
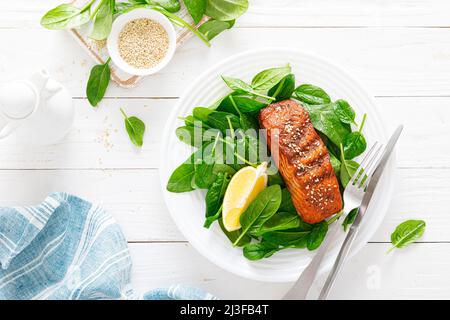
222, 162, 268, 232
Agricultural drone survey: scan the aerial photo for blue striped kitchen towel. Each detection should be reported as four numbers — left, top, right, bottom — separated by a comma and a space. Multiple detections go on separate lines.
0, 192, 216, 300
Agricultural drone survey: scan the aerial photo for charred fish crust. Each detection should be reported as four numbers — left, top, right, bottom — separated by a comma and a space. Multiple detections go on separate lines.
259, 99, 343, 224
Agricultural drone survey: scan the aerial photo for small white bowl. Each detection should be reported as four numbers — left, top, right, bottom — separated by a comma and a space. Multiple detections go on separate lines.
107, 8, 177, 76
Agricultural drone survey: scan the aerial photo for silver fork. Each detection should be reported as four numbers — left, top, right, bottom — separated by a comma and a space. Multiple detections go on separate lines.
343, 142, 384, 211
282, 142, 384, 300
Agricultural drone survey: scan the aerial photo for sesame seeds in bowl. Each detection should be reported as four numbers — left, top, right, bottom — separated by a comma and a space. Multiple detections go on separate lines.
118, 18, 169, 69
107, 8, 176, 76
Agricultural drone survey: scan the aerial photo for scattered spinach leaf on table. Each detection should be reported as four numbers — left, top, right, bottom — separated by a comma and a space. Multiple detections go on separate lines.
86, 58, 111, 107
183, 0, 206, 23
205, 0, 249, 21
198, 19, 234, 40
147, 0, 181, 13
120, 108, 146, 147
388, 220, 426, 253
90, 0, 114, 40
40, 3, 92, 29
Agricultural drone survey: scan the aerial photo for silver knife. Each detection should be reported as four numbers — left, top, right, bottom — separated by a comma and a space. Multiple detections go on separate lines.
317, 125, 403, 299
283, 223, 340, 300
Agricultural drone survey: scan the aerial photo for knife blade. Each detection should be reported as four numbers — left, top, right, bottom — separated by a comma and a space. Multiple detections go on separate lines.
317, 125, 403, 299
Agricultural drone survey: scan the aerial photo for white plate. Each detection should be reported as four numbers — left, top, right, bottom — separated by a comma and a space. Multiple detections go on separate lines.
160, 48, 395, 282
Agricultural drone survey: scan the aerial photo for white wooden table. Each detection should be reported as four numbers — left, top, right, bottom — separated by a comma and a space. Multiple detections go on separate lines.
1, 0, 450, 299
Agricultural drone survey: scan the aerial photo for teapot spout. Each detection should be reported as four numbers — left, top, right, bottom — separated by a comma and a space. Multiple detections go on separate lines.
30, 69, 50, 92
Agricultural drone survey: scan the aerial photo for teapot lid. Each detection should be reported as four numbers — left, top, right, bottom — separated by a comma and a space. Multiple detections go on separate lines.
0, 81, 37, 119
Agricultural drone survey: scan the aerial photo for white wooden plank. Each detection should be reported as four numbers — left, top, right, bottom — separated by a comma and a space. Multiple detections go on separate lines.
2, 28, 450, 97
0, 97, 448, 169
0, 169, 183, 242
129, 242, 290, 300
5, 0, 450, 28
0, 168, 446, 242
241, 0, 450, 28
129, 242, 450, 299
0, 99, 172, 169
328, 242, 450, 299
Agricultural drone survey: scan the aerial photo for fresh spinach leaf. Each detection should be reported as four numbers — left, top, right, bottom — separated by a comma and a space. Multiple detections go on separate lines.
114, 2, 135, 14
343, 132, 367, 160
234, 185, 282, 244
342, 207, 359, 231
193, 106, 213, 123
193, 159, 216, 189
243, 241, 280, 260
204, 173, 230, 228
267, 172, 285, 187
120, 108, 146, 147
279, 188, 296, 213
86, 58, 111, 107
227, 95, 259, 131
41, 3, 91, 30
166, 162, 195, 193
339, 144, 360, 187
263, 230, 309, 246
239, 113, 259, 131
330, 153, 341, 176
256, 211, 301, 235
294, 84, 331, 105
183, 0, 206, 23
205, 0, 248, 21
303, 103, 351, 147
219, 219, 250, 247
268, 74, 295, 101
334, 99, 356, 125
217, 94, 267, 114
207, 111, 241, 132
90, 0, 114, 40
251, 65, 291, 92
306, 221, 328, 250
198, 19, 234, 40
213, 163, 236, 176
147, 0, 181, 12
221, 76, 275, 101
175, 125, 205, 147
388, 220, 426, 253
343, 114, 367, 159
166, 146, 209, 193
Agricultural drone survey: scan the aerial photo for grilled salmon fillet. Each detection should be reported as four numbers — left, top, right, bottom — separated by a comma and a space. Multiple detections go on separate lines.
259, 100, 342, 224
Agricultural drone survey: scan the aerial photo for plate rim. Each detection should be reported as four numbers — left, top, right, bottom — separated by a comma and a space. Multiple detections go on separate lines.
159, 47, 395, 282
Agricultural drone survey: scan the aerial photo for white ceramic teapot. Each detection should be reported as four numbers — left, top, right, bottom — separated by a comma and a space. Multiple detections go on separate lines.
0, 69, 74, 146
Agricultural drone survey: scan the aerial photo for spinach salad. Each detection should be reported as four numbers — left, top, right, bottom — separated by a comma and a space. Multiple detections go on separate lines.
166, 64, 368, 261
